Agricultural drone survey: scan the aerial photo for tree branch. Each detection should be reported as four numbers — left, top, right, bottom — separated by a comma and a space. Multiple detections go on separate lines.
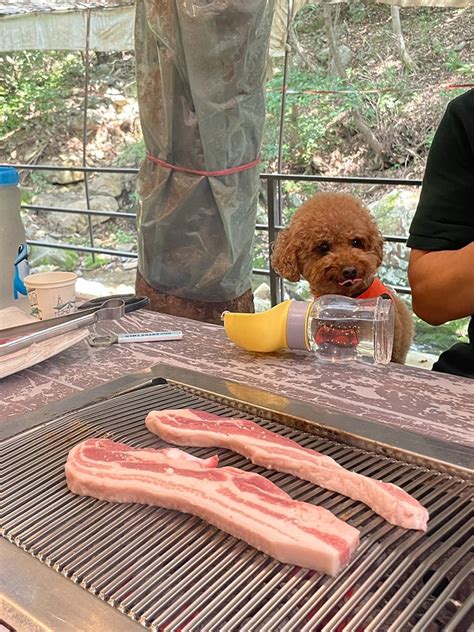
288, 25, 319, 73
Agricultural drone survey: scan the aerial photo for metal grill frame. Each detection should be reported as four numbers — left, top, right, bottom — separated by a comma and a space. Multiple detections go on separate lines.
1, 364, 473, 632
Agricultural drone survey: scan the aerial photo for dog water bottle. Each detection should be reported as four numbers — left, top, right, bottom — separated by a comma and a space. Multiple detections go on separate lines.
222, 295, 394, 365
0, 166, 28, 310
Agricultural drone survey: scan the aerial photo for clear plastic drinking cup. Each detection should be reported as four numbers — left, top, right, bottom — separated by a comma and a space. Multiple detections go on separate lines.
307, 295, 394, 364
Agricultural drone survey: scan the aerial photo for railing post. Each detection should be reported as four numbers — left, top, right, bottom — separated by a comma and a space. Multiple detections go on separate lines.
83, 8, 95, 263
267, 177, 283, 306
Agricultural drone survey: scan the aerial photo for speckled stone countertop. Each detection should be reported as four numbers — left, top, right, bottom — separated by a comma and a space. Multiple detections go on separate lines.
1, 309, 473, 447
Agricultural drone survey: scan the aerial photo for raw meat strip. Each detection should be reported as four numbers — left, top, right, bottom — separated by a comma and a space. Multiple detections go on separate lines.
65, 438, 360, 576
145, 409, 429, 531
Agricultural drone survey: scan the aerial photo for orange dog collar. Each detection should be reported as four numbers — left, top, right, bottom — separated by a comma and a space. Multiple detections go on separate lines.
356, 278, 393, 300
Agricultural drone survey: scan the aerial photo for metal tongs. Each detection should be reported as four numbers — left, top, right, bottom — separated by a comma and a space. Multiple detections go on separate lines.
0, 294, 149, 358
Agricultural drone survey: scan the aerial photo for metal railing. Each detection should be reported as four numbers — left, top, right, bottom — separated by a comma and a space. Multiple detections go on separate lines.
5, 162, 421, 305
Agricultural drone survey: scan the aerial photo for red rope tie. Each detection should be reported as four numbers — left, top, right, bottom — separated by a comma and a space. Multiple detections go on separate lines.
443, 83, 474, 89
147, 153, 261, 177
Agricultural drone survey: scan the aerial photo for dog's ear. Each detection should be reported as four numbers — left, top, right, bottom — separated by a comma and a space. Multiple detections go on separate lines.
271, 229, 301, 282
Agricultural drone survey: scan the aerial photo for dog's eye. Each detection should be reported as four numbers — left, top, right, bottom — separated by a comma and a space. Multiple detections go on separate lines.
316, 242, 330, 254
351, 238, 364, 249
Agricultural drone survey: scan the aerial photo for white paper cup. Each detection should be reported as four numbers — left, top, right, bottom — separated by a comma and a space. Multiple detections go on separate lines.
24, 272, 77, 320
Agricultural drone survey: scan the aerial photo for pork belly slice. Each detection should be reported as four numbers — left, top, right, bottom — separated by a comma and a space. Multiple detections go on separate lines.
145, 409, 429, 531
65, 438, 359, 577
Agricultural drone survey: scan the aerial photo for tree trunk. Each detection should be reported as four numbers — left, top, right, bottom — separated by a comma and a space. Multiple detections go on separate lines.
289, 25, 319, 73
322, 3, 388, 166
391, 6, 416, 70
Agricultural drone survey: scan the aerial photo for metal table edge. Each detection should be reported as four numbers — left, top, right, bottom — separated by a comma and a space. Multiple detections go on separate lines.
1, 363, 473, 477
0, 539, 141, 632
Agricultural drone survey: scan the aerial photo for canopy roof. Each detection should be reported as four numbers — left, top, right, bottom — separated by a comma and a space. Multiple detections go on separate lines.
0, 1, 133, 15
0, 1, 134, 51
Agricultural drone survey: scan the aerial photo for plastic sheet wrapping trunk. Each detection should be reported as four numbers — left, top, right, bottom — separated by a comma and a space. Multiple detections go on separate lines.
135, 0, 275, 302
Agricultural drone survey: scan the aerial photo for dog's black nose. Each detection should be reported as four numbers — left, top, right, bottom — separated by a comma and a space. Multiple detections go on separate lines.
342, 266, 358, 280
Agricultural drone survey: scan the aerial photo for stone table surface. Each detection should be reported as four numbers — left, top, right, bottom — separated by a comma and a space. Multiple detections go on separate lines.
1, 309, 473, 447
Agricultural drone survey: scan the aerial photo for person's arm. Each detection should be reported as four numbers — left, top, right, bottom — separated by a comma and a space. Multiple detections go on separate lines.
408, 242, 474, 326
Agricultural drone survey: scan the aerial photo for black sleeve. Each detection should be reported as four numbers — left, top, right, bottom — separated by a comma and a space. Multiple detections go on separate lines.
407, 90, 474, 251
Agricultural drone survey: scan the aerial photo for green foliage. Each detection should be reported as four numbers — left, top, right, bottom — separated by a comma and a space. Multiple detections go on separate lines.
346, 0, 366, 24
422, 130, 436, 150
444, 50, 474, 74
283, 279, 312, 301
0, 52, 82, 136
28, 245, 80, 272
117, 139, 146, 167
114, 227, 136, 244
413, 316, 469, 355
66, 233, 90, 246
29, 171, 51, 194
411, 9, 440, 51
253, 231, 269, 271
281, 181, 318, 224
20, 188, 33, 204
263, 69, 354, 169
83, 254, 110, 270
294, 3, 324, 32
129, 190, 141, 206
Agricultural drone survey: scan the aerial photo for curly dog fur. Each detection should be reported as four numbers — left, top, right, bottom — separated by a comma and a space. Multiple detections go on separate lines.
271, 192, 413, 364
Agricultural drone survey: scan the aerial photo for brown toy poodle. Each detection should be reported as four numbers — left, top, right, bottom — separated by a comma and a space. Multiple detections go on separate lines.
271, 192, 413, 364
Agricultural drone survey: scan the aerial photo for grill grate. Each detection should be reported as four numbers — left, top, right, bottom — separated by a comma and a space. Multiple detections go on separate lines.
2, 381, 473, 631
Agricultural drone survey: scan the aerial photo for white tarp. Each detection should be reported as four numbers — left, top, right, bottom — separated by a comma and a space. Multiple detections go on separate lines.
0, 6, 135, 52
